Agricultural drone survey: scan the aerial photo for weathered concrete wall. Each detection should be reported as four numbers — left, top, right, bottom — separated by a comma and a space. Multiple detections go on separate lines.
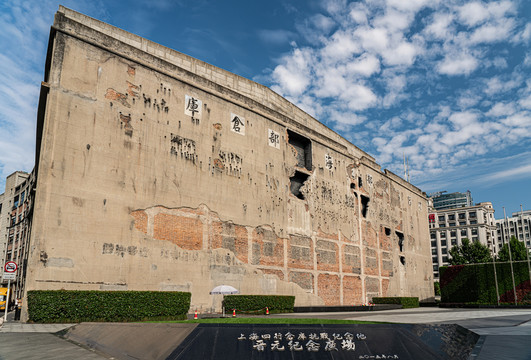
24, 7, 433, 314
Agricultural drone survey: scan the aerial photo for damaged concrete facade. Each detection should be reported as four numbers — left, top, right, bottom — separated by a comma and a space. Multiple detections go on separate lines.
24, 7, 433, 315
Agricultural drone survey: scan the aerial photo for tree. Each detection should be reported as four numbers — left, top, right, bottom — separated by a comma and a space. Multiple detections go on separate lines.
448, 238, 493, 265
497, 236, 528, 262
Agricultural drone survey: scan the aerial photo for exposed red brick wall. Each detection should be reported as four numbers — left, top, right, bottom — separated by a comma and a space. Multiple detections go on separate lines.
364, 277, 380, 294
316, 228, 339, 241
380, 251, 393, 277
362, 221, 377, 248
342, 244, 361, 274
259, 268, 284, 280
153, 214, 203, 250
289, 271, 313, 291
316, 240, 339, 272
318, 273, 340, 305
343, 275, 363, 305
379, 226, 392, 251
210, 221, 248, 263
381, 278, 390, 297
287, 235, 314, 270
251, 227, 284, 267
131, 210, 148, 234
364, 247, 380, 276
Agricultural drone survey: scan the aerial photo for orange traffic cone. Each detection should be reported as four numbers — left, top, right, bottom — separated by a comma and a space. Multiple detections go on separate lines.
232, 309, 236, 317
266, 307, 269, 315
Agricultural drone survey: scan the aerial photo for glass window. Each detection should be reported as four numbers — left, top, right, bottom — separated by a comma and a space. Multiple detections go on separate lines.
441, 240, 447, 246
448, 214, 455, 220
450, 231, 456, 237
459, 213, 466, 219
469, 212, 476, 218
459, 221, 466, 226
461, 229, 467, 236
440, 224, 446, 228
449, 222, 456, 227
471, 228, 478, 235
430, 232, 436, 239
440, 232, 446, 238
470, 220, 477, 225
438, 216, 445, 222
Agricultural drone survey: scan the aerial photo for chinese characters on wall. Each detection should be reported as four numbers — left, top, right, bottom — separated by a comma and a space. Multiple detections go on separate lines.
184, 95, 202, 124
231, 113, 245, 135
268, 129, 280, 149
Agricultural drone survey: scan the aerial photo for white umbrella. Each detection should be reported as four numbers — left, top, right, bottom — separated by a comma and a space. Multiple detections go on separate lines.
210, 285, 239, 295
210, 285, 239, 317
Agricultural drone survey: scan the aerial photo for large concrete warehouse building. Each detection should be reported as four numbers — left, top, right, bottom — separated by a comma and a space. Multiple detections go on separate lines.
23, 6, 434, 314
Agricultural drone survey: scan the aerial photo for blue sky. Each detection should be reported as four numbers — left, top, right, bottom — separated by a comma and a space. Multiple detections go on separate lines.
0, 0, 530, 218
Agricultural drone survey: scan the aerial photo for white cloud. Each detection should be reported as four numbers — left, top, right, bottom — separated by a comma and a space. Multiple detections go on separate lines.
487, 102, 517, 117
424, 12, 454, 39
469, 21, 514, 44
437, 53, 478, 75
346, 53, 380, 76
341, 84, 378, 111
457, 2, 490, 27
382, 41, 417, 66
271, 48, 313, 96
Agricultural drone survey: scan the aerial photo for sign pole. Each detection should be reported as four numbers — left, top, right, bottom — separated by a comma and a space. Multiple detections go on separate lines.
3, 280, 10, 321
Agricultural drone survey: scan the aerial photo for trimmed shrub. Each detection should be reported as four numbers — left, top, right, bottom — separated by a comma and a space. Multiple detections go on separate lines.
27, 290, 191, 323
223, 295, 295, 314
440, 261, 530, 304
372, 297, 419, 308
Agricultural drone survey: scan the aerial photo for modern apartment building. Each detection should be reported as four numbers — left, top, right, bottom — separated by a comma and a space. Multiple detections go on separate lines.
429, 190, 473, 211
429, 202, 497, 280
0, 171, 35, 299
495, 210, 531, 252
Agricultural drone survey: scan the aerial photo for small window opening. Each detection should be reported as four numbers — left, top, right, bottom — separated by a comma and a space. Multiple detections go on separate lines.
358, 176, 363, 188
396, 231, 404, 252
287, 129, 312, 171
360, 195, 370, 218
400, 256, 406, 265
384, 227, 391, 236
350, 183, 355, 190
290, 171, 309, 200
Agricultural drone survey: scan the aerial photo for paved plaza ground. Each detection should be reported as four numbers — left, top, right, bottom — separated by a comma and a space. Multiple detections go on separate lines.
1, 307, 530, 359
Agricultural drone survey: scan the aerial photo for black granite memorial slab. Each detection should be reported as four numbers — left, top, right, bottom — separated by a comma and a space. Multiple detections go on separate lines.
166, 323, 478, 360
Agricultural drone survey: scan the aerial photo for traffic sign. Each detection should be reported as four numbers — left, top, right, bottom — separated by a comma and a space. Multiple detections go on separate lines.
2, 273, 15, 280
4, 261, 17, 273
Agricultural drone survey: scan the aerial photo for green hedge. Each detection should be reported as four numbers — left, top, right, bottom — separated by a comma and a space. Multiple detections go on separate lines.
440, 261, 531, 304
223, 295, 295, 314
372, 297, 419, 308
27, 290, 191, 323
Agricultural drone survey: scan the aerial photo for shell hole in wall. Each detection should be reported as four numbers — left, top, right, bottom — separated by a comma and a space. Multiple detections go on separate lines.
361, 195, 370, 218
287, 129, 312, 171
396, 231, 404, 252
290, 171, 309, 200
